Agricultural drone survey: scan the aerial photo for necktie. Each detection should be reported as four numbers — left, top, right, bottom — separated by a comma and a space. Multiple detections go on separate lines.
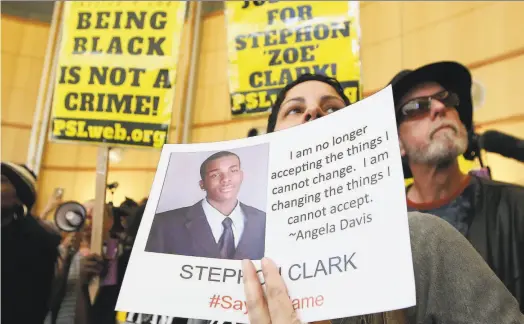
218, 217, 235, 259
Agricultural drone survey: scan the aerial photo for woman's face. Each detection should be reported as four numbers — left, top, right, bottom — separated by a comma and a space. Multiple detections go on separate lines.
274, 80, 347, 132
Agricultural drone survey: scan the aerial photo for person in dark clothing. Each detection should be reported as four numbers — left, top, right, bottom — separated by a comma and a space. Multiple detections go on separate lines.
74, 202, 188, 324
1, 162, 61, 324
389, 61, 524, 310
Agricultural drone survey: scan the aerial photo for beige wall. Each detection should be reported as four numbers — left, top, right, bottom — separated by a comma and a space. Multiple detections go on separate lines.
359, 1, 524, 183
2, 2, 524, 214
2, 16, 49, 164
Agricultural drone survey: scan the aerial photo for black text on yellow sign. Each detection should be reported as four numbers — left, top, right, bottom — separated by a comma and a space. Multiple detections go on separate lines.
57, 66, 172, 116
227, 1, 361, 116
52, 118, 168, 148
50, 1, 186, 149
72, 10, 171, 56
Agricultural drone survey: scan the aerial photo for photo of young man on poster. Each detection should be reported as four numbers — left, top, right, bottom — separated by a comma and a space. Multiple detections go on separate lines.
145, 150, 267, 260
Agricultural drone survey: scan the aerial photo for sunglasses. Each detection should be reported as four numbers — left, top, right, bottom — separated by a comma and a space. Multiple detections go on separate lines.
397, 90, 460, 123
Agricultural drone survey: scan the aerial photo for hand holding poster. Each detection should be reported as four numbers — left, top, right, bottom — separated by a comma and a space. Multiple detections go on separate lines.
116, 86, 415, 322
50, 1, 186, 148
226, 1, 361, 115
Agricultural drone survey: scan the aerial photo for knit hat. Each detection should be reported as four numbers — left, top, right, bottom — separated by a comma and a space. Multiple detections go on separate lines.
1, 162, 37, 209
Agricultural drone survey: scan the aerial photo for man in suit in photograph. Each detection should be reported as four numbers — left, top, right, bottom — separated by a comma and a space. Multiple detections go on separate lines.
145, 151, 266, 260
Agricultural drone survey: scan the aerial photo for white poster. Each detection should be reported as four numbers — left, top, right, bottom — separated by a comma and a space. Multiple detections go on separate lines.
116, 86, 415, 323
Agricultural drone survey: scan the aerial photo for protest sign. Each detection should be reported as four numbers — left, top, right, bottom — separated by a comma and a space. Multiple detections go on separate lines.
49, 1, 187, 149
116, 86, 415, 322
226, 1, 362, 116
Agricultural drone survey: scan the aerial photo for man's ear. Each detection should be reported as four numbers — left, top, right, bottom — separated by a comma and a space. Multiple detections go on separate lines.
397, 129, 407, 157
399, 139, 406, 157
199, 180, 205, 191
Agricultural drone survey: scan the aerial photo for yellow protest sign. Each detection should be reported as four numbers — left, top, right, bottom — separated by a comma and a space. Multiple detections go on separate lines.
226, 1, 361, 116
50, 1, 187, 149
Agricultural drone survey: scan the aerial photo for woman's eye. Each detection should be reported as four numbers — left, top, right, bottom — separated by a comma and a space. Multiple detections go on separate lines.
285, 107, 302, 116
325, 107, 341, 114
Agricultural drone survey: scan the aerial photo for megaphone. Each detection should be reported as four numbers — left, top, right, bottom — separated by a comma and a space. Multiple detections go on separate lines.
54, 201, 87, 232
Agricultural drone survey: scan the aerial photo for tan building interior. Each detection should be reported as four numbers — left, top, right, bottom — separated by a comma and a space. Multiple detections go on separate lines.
2, 1, 523, 213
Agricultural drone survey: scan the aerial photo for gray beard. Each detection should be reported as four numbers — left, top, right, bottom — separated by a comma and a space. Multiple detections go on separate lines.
403, 129, 469, 166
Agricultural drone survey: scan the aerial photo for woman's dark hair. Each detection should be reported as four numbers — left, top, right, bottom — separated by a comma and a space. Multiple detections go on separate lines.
266, 73, 351, 133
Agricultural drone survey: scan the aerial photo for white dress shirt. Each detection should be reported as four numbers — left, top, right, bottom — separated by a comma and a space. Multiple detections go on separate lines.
202, 199, 245, 248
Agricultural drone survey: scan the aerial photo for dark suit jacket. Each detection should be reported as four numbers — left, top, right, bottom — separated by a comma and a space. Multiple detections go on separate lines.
145, 200, 266, 260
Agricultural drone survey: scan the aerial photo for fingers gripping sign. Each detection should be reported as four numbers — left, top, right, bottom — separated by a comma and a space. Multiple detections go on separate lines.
242, 258, 302, 324
243, 259, 271, 324
263, 258, 300, 324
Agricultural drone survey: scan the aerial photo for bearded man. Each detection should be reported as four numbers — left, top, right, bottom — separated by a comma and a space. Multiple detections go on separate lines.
390, 61, 524, 310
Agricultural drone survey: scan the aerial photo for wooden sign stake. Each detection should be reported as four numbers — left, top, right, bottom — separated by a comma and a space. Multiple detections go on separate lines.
89, 146, 110, 302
